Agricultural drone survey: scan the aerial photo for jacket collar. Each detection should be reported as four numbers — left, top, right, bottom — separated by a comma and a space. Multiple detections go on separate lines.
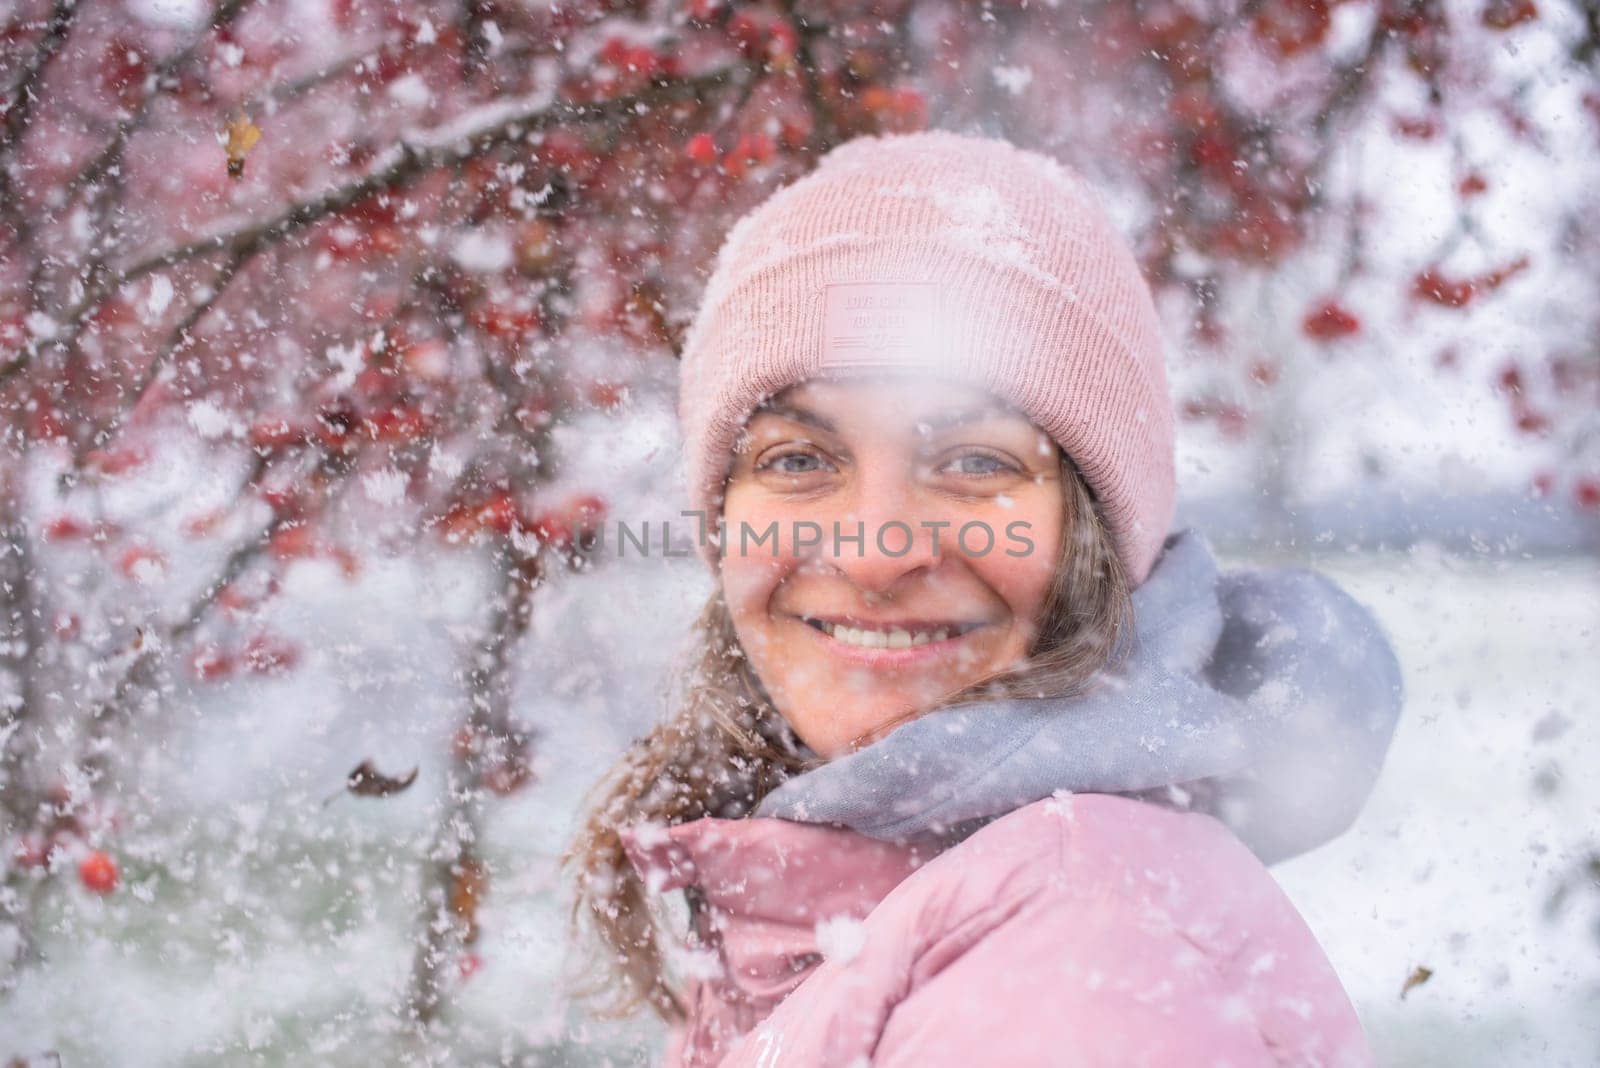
619, 816, 937, 1007
620, 815, 934, 925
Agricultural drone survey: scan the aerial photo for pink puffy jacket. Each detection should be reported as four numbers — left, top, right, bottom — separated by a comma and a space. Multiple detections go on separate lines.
622, 792, 1371, 1067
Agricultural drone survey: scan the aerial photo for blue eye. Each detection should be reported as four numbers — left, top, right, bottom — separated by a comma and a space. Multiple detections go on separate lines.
759, 451, 829, 475
943, 452, 1015, 477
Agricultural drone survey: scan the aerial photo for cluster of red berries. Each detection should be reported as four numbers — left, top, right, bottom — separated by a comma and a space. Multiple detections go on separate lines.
684, 131, 778, 180
8, 785, 122, 896
437, 490, 607, 551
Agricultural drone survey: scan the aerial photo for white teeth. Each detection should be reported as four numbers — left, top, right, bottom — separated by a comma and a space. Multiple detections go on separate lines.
818, 622, 958, 649
838, 626, 886, 648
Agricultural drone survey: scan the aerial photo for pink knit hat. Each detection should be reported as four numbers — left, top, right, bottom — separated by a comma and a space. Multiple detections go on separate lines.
678, 130, 1176, 586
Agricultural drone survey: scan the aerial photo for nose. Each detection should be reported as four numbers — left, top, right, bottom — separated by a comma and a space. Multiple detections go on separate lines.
814, 466, 946, 598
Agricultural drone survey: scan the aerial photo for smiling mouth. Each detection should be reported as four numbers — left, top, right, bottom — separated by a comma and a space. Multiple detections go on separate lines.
799, 617, 988, 649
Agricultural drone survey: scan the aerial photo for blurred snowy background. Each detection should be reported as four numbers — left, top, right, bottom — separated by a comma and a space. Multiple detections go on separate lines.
3, 0, 1599, 1065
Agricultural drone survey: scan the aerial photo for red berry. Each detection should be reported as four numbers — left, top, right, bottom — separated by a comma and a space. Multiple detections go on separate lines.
190, 643, 235, 681
1392, 115, 1440, 141
745, 132, 776, 164
182, 507, 230, 538
598, 36, 630, 68
778, 115, 811, 149
1576, 478, 1600, 511
476, 492, 521, 536
1482, 0, 1538, 30
887, 88, 928, 131
1302, 299, 1361, 341
765, 18, 799, 68
1412, 269, 1475, 308
79, 851, 119, 894
43, 515, 92, 542
364, 406, 432, 444
118, 544, 168, 582
1513, 406, 1549, 435
268, 524, 316, 560
472, 302, 541, 339
625, 45, 661, 78
100, 41, 148, 108
685, 132, 718, 167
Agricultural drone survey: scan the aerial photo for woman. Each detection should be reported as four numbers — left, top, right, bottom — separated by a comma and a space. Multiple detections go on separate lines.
564, 131, 1403, 1066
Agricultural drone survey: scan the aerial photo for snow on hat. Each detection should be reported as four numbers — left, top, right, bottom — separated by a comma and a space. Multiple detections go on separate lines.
677, 130, 1176, 586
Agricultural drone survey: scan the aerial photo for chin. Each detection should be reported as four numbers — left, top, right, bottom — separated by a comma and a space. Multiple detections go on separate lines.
797, 697, 927, 757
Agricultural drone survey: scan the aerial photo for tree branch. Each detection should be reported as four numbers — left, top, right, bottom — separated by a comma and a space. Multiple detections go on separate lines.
403, 537, 543, 1029
57, 0, 255, 206
70, 247, 252, 468
1574, 0, 1600, 66
0, 0, 78, 160
775, 0, 840, 153
74, 445, 365, 791
0, 0, 79, 261
6, 64, 745, 390
124, 66, 740, 280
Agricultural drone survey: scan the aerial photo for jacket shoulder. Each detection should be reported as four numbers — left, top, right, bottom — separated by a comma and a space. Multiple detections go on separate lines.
719, 793, 1371, 1067
874, 793, 1370, 1066
914, 791, 1250, 904
891, 792, 1263, 969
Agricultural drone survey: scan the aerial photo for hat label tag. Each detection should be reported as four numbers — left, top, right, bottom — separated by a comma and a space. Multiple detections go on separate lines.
820, 281, 944, 369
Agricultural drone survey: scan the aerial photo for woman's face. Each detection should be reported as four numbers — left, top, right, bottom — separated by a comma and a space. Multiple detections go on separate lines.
720, 375, 1066, 758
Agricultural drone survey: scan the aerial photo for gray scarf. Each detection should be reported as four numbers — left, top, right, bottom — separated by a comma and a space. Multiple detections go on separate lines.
754, 528, 1405, 865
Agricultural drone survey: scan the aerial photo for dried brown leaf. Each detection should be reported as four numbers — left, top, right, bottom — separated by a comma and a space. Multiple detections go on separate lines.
449, 855, 490, 944
1400, 964, 1433, 999
225, 112, 262, 179
345, 759, 418, 798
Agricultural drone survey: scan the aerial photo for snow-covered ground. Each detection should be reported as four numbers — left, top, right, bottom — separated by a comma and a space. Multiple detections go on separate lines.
3, 544, 1597, 1066
1271, 548, 1600, 1068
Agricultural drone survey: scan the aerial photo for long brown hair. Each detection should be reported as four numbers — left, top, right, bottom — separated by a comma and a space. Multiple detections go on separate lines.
561, 453, 1132, 1021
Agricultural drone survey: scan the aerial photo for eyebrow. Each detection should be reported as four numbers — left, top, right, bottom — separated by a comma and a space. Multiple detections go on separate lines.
750, 398, 1019, 436
751, 401, 836, 434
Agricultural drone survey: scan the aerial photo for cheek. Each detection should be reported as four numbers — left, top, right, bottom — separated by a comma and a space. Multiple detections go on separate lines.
717, 493, 796, 643
980, 552, 1057, 637
975, 498, 1064, 634
720, 551, 780, 634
